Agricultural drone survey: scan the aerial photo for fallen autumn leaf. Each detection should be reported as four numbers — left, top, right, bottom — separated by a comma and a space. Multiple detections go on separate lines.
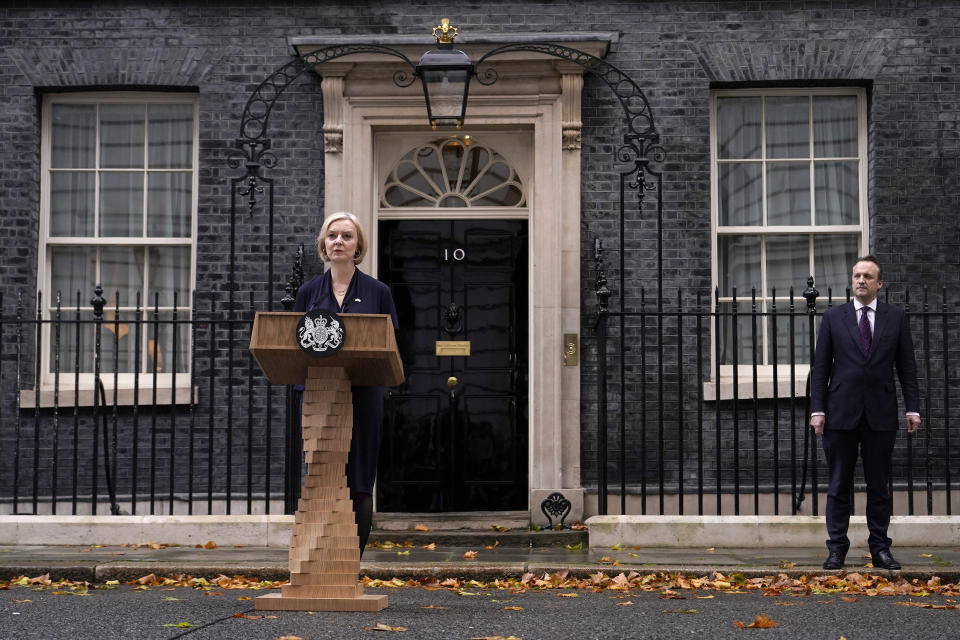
365, 622, 408, 632
734, 614, 778, 629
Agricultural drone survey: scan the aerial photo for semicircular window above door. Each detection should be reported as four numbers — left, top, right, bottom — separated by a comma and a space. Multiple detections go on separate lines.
381, 137, 526, 208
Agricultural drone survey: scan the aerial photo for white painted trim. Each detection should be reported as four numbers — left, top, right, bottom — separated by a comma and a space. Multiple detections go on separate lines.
314, 55, 585, 522
37, 92, 200, 386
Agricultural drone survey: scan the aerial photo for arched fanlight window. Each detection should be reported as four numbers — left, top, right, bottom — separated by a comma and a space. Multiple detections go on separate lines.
381, 137, 525, 208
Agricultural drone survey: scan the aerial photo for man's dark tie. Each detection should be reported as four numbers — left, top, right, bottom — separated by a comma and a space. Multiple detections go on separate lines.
859, 307, 872, 354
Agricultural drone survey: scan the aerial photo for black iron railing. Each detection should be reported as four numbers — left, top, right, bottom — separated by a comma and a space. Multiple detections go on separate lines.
0, 286, 301, 516
591, 258, 958, 517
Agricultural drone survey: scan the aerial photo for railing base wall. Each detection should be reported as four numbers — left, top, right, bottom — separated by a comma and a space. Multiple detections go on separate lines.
0, 514, 295, 547
585, 514, 960, 549
584, 490, 960, 520
0, 498, 287, 518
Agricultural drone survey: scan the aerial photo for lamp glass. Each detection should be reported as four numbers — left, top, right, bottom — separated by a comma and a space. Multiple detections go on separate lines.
423, 69, 468, 126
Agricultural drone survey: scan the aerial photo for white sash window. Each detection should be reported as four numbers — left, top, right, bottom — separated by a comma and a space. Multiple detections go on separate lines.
36, 92, 198, 399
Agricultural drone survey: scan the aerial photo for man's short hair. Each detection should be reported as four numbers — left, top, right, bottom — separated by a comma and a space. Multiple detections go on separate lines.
854, 254, 882, 281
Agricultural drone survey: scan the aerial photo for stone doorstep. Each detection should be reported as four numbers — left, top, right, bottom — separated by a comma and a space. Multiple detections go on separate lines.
368, 529, 587, 549
585, 515, 960, 549
373, 511, 531, 531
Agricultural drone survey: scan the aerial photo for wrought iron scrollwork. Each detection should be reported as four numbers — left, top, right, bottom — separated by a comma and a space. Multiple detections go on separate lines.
472, 42, 664, 328
540, 491, 572, 528
230, 45, 417, 310
232, 45, 418, 215
475, 43, 660, 166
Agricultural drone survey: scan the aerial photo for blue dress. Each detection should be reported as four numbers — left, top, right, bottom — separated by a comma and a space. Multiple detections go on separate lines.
294, 268, 399, 494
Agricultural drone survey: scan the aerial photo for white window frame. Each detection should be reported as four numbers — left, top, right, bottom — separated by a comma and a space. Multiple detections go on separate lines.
708, 87, 868, 400
27, 92, 199, 406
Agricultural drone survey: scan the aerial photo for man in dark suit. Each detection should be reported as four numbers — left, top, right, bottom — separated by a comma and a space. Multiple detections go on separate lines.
810, 255, 920, 571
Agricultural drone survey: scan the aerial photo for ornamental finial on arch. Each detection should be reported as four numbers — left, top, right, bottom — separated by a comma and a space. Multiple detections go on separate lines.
432, 18, 458, 44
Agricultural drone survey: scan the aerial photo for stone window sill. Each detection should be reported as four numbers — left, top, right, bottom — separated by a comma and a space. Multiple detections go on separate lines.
19, 384, 196, 409
702, 366, 811, 401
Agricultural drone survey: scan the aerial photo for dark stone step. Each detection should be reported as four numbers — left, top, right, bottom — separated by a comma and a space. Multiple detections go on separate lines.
368, 528, 588, 549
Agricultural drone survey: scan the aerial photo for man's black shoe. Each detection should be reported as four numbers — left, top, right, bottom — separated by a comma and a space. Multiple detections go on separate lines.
822, 552, 845, 570
872, 549, 901, 570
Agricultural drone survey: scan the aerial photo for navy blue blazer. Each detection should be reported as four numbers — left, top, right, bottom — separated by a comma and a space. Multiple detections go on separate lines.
292, 267, 399, 494
810, 300, 920, 431
294, 268, 399, 329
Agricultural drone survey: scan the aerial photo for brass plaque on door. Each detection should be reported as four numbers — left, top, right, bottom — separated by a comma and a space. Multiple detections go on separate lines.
436, 341, 471, 356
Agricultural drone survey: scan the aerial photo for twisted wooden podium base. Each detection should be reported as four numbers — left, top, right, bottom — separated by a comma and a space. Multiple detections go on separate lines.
256, 367, 387, 612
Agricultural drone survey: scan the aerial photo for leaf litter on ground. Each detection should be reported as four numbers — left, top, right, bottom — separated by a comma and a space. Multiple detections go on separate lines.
2, 570, 959, 602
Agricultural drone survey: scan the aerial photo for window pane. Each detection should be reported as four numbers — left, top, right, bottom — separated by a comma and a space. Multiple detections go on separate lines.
51, 104, 95, 168
719, 163, 762, 226
441, 140, 465, 191
814, 95, 858, 157
383, 184, 432, 207
717, 97, 761, 159
100, 247, 144, 307
51, 246, 96, 304
814, 234, 859, 298
765, 96, 809, 159
718, 302, 761, 365
815, 161, 859, 225
148, 172, 191, 237
148, 246, 191, 307
100, 104, 144, 169
50, 320, 94, 373
147, 312, 191, 374
50, 172, 94, 236
765, 235, 809, 295
100, 172, 143, 236
473, 184, 523, 207
418, 145, 443, 195
148, 104, 193, 169
766, 305, 816, 365
99, 310, 139, 374
718, 235, 760, 296
766, 162, 810, 225
463, 147, 490, 191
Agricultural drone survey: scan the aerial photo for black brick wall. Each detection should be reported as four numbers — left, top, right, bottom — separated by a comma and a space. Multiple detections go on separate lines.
0, 1, 958, 512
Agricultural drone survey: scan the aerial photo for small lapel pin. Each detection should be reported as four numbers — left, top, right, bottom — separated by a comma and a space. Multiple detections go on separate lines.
354, 298, 361, 303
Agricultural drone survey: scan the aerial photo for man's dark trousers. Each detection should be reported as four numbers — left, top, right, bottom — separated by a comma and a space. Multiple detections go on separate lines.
822, 417, 897, 556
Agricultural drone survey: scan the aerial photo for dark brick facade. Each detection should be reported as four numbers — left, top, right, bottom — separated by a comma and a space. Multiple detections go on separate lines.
1, 2, 958, 514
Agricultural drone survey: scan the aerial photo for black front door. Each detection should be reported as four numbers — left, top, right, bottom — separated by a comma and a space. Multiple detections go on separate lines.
377, 219, 528, 512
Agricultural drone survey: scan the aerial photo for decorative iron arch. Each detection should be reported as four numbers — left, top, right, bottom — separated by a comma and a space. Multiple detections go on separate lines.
228, 41, 666, 516
227, 41, 664, 310
474, 43, 666, 516
226, 45, 418, 310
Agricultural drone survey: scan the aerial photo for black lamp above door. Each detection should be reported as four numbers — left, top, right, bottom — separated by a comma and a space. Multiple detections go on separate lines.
415, 18, 474, 128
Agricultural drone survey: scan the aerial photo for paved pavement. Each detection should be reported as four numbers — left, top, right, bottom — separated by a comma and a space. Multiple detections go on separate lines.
1, 540, 958, 583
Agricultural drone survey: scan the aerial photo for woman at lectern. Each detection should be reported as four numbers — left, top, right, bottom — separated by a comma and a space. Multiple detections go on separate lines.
294, 211, 399, 557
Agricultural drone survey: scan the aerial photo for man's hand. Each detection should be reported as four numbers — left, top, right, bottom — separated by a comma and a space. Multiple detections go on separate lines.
906, 414, 921, 434
810, 415, 825, 435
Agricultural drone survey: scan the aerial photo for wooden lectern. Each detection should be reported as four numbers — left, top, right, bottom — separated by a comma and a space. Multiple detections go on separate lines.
248, 312, 403, 612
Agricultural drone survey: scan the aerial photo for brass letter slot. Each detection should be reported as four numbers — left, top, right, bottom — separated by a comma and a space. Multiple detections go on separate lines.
435, 340, 471, 356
